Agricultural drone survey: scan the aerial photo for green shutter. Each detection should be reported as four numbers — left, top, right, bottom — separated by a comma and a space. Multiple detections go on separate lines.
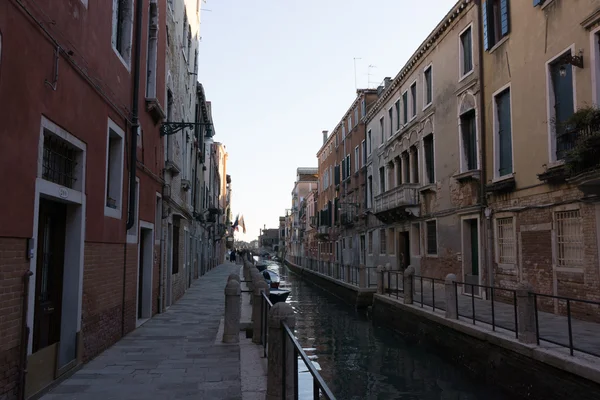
497, 90, 513, 176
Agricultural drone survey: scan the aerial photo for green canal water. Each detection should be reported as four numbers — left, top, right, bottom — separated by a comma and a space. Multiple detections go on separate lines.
270, 262, 508, 400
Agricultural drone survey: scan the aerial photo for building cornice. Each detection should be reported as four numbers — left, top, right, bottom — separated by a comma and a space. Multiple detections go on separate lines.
364, 0, 473, 124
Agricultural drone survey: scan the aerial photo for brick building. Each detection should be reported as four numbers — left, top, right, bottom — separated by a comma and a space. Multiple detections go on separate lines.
0, 0, 167, 397
315, 90, 381, 265
482, 0, 600, 305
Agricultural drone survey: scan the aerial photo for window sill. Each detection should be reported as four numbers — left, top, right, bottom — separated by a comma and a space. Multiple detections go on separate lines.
454, 169, 481, 182
555, 267, 584, 274
112, 46, 131, 72
422, 102, 432, 112
426, 253, 439, 258
492, 173, 515, 184
104, 206, 122, 219
488, 35, 510, 55
541, 0, 557, 11
459, 69, 475, 83
497, 263, 517, 271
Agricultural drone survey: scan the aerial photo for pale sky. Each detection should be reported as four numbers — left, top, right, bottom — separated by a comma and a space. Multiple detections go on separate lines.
198, 0, 458, 242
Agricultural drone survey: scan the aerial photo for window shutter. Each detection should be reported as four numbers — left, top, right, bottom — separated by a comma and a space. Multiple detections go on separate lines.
482, 1, 489, 51
533, 0, 542, 5
500, 0, 510, 36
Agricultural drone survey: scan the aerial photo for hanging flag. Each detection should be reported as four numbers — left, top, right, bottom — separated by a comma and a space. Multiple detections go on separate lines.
239, 215, 246, 234
232, 214, 239, 230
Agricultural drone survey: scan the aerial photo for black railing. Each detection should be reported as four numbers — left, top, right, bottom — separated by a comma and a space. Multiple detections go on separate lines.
261, 291, 273, 358
261, 291, 336, 399
556, 123, 600, 168
384, 270, 404, 299
414, 275, 446, 312
453, 281, 519, 338
533, 293, 600, 358
282, 323, 336, 400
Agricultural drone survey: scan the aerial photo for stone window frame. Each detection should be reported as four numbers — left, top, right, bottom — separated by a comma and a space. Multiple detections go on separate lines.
111, 0, 135, 71
458, 23, 474, 81
545, 44, 578, 165
492, 82, 515, 181
590, 26, 600, 114
551, 204, 584, 274
423, 63, 433, 110
105, 118, 125, 219
493, 211, 518, 270
425, 218, 438, 257
379, 228, 387, 255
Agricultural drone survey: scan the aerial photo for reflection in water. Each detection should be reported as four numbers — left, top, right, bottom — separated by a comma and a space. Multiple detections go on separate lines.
267, 262, 507, 400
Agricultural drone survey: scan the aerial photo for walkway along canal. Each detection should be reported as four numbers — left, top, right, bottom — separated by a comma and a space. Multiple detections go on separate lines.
270, 262, 510, 400
282, 258, 600, 400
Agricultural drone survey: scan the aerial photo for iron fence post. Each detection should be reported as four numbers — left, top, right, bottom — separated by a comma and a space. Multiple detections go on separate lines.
513, 291, 519, 339
534, 293, 539, 345
420, 277, 424, 308
567, 299, 574, 356
471, 284, 475, 325
432, 278, 435, 312
454, 281, 459, 320
491, 287, 495, 331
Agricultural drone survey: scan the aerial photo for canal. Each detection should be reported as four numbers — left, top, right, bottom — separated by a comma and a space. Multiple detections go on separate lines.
269, 261, 508, 400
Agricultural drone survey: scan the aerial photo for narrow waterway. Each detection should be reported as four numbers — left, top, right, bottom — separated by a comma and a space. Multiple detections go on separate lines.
268, 261, 508, 400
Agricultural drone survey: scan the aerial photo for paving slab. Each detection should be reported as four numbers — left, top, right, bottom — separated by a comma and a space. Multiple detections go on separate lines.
40, 263, 242, 400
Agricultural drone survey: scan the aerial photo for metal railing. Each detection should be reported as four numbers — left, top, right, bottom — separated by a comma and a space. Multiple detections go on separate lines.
453, 281, 518, 338
383, 270, 404, 299
414, 275, 446, 312
533, 293, 600, 358
261, 291, 273, 358
260, 291, 336, 399
282, 323, 336, 400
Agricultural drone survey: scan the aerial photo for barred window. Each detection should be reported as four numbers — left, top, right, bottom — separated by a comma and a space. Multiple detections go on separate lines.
555, 210, 583, 268
380, 229, 387, 255
43, 133, 78, 188
497, 217, 516, 264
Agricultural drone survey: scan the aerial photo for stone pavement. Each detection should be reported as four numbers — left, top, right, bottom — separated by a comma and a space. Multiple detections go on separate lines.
41, 263, 243, 400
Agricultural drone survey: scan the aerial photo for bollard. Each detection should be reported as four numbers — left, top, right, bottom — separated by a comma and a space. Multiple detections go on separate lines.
252, 280, 270, 344
266, 302, 296, 400
227, 273, 240, 283
516, 282, 536, 344
223, 279, 241, 343
403, 266, 415, 304
359, 264, 366, 288
445, 274, 458, 319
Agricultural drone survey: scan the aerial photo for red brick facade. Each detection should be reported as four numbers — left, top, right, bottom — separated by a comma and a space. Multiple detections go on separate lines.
0, 0, 167, 398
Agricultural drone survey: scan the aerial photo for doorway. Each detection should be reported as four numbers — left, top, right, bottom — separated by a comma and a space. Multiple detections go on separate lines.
462, 218, 480, 296
397, 231, 410, 271
29, 199, 67, 395
137, 225, 153, 324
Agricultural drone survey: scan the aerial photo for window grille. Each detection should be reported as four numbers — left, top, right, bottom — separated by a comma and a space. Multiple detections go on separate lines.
555, 210, 583, 268
42, 133, 77, 188
380, 229, 387, 254
497, 217, 515, 264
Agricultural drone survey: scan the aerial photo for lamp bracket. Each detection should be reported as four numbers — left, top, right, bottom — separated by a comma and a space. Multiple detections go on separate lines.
160, 121, 214, 137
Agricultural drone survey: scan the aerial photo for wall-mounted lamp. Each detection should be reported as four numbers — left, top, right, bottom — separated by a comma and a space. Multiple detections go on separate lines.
559, 50, 584, 77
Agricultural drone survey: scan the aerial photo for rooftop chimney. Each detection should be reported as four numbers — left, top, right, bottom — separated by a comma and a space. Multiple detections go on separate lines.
384, 77, 392, 89
322, 130, 328, 144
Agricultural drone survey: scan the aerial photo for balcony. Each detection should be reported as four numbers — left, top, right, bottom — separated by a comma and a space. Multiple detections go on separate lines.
373, 184, 419, 223
538, 113, 600, 195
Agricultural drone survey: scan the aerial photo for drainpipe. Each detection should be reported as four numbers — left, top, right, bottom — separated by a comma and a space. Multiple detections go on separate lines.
123, 0, 145, 335
18, 271, 33, 400
476, 0, 493, 288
